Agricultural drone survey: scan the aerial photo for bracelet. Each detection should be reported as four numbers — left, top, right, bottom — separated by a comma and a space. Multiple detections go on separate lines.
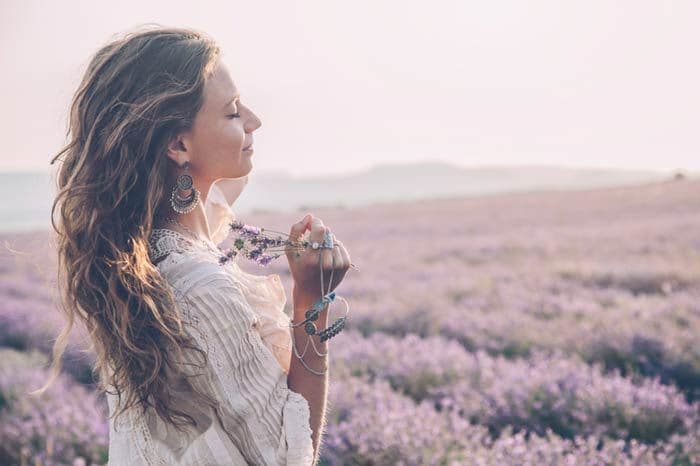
290, 291, 337, 328
290, 293, 349, 340
288, 229, 349, 375
290, 323, 329, 375
290, 293, 350, 359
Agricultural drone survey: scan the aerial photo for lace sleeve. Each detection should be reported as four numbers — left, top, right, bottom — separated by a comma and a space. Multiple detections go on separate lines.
165, 259, 315, 466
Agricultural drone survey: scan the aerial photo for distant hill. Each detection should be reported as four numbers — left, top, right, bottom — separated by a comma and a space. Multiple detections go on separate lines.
240, 162, 689, 212
0, 163, 693, 232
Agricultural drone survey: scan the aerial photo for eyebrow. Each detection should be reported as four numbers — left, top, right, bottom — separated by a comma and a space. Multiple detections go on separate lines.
223, 94, 240, 110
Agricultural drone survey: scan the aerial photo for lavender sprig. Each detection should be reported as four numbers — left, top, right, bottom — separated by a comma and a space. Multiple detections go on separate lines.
220, 219, 359, 271
219, 220, 310, 267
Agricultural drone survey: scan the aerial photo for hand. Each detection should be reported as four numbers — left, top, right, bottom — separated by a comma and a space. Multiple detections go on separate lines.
285, 214, 351, 302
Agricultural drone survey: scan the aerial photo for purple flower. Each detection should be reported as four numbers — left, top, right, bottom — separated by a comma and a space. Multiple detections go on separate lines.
240, 224, 261, 236
256, 255, 275, 267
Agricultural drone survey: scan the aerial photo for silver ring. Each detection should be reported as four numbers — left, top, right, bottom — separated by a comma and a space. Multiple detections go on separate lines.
322, 230, 335, 248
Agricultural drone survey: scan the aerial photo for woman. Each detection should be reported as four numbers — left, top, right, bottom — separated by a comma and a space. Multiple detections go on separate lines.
39, 26, 351, 465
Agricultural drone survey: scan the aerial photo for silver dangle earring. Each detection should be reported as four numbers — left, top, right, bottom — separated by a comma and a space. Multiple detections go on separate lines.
170, 161, 200, 214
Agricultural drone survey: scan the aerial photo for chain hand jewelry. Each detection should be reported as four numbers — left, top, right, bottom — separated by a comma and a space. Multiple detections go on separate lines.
286, 228, 350, 375
286, 217, 350, 376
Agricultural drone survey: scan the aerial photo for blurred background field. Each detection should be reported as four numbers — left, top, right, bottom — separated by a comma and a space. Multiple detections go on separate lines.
4, 0, 700, 464
1, 177, 698, 465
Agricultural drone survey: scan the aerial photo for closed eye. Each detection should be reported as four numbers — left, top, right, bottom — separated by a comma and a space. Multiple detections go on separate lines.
227, 112, 241, 119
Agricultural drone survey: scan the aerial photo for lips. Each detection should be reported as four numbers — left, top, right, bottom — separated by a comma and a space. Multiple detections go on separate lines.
242, 142, 253, 151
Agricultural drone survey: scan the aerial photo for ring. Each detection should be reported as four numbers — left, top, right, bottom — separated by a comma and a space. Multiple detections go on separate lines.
322, 230, 335, 249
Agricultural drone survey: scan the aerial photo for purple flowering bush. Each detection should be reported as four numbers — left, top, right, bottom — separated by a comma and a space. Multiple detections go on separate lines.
331, 330, 698, 444
0, 291, 96, 386
1, 179, 699, 464
324, 376, 700, 466
324, 376, 485, 465
427, 351, 696, 443
0, 348, 108, 466
331, 329, 472, 400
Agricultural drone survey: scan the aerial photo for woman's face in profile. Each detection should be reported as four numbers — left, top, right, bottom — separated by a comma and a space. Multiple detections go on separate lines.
172, 57, 262, 183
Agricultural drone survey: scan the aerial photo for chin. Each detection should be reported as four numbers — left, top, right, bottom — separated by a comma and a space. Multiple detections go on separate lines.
234, 163, 253, 177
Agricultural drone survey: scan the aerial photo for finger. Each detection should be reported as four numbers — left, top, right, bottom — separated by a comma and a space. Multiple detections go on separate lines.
336, 240, 351, 269
331, 241, 344, 273
325, 229, 342, 267
308, 216, 327, 246
318, 227, 337, 271
318, 226, 334, 270
288, 213, 312, 242
286, 214, 312, 255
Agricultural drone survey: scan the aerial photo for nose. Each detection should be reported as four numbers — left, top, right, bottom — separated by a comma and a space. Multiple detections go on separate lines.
245, 107, 262, 132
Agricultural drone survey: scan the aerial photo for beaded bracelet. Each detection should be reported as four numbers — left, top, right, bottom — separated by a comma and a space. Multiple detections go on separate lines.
297, 292, 349, 342
290, 291, 350, 356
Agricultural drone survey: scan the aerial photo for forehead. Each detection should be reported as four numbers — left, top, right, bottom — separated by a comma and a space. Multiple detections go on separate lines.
202, 59, 238, 109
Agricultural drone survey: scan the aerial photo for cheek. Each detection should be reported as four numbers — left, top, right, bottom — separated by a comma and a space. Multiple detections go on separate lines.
220, 122, 245, 150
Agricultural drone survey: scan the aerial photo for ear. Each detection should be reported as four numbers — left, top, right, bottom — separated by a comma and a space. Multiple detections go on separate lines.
165, 133, 189, 165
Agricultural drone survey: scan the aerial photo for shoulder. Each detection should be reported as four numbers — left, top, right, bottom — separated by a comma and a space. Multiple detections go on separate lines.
148, 229, 236, 293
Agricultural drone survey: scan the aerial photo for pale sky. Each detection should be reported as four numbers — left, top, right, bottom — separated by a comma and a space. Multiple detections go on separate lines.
1, 0, 698, 177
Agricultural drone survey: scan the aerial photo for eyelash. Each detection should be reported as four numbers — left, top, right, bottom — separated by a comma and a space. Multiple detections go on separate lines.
228, 98, 243, 118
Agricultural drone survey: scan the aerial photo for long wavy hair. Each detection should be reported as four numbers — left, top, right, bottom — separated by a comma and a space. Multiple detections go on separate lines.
31, 25, 230, 435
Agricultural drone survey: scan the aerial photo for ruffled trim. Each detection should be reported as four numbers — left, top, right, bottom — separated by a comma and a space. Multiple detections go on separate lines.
204, 176, 294, 375
232, 266, 293, 374
278, 389, 315, 466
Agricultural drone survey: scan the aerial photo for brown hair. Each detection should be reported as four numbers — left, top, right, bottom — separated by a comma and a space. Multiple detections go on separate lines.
32, 24, 228, 435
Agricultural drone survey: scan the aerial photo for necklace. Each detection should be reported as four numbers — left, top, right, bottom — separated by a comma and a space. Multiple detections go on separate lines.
155, 215, 223, 258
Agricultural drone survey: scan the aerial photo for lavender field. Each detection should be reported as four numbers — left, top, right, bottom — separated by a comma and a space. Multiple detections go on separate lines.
1, 178, 699, 465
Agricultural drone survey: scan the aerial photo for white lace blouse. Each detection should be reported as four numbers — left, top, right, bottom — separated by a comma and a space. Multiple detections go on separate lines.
104, 176, 315, 465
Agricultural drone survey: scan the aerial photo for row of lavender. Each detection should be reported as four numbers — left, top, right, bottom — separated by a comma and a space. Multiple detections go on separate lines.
3, 329, 698, 466
3, 325, 698, 464
323, 330, 700, 464
2, 180, 700, 464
